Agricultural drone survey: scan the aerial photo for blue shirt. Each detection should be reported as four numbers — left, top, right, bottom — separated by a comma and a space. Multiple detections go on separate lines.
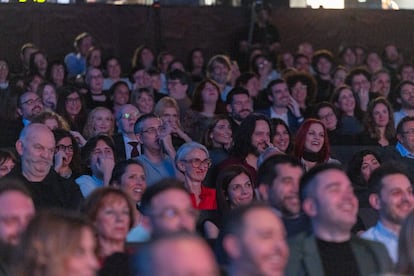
396, 142, 414, 159
361, 221, 398, 263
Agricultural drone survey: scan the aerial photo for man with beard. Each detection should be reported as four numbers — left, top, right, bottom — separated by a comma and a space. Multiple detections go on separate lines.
258, 79, 303, 134
361, 164, 414, 263
286, 163, 392, 276
0, 178, 35, 276
225, 87, 253, 134
135, 114, 177, 186
220, 203, 289, 276
393, 80, 414, 126
258, 155, 310, 237
219, 113, 271, 187
5, 123, 83, 210
17, 91, 44, 127
382, 116, 414, 181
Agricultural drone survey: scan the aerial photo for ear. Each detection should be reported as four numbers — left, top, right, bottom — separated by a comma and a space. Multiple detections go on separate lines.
267, 94, 274, 103
136, 133, 143, 144
176, 160, 186, 173
17, 107, 23, 117
223, 235, 242, 259
15, 140, 23, 156
302, 198, 317, 217
258, 184, 269, 201
397, 133, 403, 144
226, 104, 232, 113
396, 97, 402, 104
369, 193, 381, 211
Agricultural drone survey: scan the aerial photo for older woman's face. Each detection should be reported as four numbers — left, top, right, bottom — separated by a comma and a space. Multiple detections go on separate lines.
361, 154, 380, 182
92, 109, 113, 136
94, 194, 130, 242
120, 164, 146, 204
65, 227, 99, 276
180, 149, 210, 183
304, 123, 324, 153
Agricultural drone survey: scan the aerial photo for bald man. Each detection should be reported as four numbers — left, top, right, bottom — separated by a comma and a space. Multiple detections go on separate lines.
5, 123, 82, 210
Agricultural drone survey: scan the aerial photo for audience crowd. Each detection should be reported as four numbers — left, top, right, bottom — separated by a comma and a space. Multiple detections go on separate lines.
2, 7, 414, 274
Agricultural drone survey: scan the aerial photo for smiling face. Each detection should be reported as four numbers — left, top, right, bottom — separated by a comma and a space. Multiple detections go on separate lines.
251, 120, 271, 156
290, 81, 307, 106
120, 164, 146, 204
372, 174, 414, 227
113, 83, 130, 106
92, 109, 113, 136
304, 169, 358, 232
336, 88, 355, 116
65, 92, 82, 117
304, 123, 324, 153
272, 124, 290, 153
179, 149, 209, 183
227, 172, 254, 208
235, 208, 289, 276
211, 119, 232, 148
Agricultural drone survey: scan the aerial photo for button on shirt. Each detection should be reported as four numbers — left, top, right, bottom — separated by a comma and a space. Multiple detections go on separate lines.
361, 221, 398, 263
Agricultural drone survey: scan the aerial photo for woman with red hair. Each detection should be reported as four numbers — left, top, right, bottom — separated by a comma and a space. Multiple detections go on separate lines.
294, 118, 340, 171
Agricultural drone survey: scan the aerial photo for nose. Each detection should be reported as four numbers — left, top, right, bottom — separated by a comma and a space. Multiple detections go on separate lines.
179, 213, 195, 232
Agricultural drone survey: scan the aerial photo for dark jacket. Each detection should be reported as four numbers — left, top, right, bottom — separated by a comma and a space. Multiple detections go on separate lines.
286, 232, 393, 276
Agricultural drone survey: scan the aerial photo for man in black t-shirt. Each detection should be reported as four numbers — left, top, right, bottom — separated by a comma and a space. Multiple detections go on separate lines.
286, 163, 392, 276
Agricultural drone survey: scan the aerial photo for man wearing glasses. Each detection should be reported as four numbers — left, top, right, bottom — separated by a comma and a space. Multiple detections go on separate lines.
140, 178, 198, 236
17, 91, 44, 127
135, 114, 177, 186
383, 116, 414, 181
114, 104, 141, 161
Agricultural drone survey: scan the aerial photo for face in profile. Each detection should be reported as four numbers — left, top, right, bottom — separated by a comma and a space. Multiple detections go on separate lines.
65, 227, 99, 276
0, 158, 15, 178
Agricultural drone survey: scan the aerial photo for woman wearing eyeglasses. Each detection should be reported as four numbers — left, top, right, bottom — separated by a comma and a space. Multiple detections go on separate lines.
53, 129, 82, 180
175, 142, 216, 210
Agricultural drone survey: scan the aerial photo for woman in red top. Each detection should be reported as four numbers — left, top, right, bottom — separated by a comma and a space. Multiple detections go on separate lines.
175, 142, 217, 210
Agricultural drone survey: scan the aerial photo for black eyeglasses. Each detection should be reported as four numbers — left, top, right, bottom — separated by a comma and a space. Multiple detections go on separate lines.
55, 144, 74, 153
21, 97, 42, 106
